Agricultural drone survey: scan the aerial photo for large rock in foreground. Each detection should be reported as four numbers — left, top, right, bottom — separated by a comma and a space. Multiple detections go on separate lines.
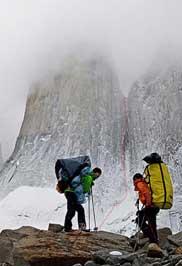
0, 226, 132, 266
1, 225, 182, 266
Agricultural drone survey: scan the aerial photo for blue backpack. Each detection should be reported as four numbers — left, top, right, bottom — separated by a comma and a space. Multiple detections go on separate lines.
55, 155, 91, 193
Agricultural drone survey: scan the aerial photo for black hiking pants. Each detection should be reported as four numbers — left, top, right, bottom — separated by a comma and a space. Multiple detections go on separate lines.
64, 191, 86, 231
136, 207, 160, 243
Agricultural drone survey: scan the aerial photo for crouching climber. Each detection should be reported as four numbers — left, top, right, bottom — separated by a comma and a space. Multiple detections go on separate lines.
64, 166, 102, 232
56, 157, 102, 232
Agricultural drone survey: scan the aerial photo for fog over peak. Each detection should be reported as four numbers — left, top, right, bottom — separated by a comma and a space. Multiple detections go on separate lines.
0, 0, 182, 158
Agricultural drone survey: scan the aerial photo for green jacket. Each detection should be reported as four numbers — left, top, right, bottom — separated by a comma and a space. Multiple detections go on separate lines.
82, 172, 95, 193
64, 172, 95, 194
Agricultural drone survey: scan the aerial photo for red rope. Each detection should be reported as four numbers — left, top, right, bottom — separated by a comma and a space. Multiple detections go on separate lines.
99, 97, 129, 229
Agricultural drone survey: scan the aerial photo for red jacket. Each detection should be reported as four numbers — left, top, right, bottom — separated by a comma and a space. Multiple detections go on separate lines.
134, 178, 152, 207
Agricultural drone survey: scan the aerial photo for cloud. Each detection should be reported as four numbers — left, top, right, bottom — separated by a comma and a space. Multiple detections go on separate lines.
0, 0, 182, 158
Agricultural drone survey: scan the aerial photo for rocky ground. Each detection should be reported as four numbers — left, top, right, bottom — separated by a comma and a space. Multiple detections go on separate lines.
0, 224, 182, 266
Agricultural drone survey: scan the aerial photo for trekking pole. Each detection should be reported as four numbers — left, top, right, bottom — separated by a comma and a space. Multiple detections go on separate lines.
91, 188, 98, 231
133, 203, 146, 252
134, 200, 140, 251
88, 193, 91, 232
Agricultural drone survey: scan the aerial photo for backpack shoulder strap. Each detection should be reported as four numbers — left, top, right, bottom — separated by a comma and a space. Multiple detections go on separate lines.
144, 165, 153, 200
143, 165, 150, 183
159, 162, 167, 208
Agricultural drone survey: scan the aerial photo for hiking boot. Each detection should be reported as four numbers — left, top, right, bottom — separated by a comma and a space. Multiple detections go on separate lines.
79, 223, 86, 231
147, 243, 164, 258
63, 227, 73, 232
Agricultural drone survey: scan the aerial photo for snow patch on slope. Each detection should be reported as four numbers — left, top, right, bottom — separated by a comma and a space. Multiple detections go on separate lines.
0, 186, 178, 236
0, 186, 66, 231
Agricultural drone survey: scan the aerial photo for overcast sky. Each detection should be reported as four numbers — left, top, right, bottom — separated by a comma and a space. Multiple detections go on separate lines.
0, 0, 182, 159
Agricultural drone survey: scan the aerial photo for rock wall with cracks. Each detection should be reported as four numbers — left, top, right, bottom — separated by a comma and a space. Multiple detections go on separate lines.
0, 54, 182, 232
0, 55, 126, 212
127, 64, 182, 232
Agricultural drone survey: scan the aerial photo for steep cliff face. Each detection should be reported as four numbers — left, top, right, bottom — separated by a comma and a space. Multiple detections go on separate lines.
127, 65, 182, 181
127, 64, 182, 231
0, 56, 126, 205
1, 53, 182, 233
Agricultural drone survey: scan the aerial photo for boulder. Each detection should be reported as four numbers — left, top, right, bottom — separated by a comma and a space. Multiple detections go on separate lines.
168, 232, 182, 247
170, 255, 182, 265
176, 247, 182, 255
84, 261, 97, 266
0, 237, 14, 265
176, 260, 182, 266
147, 243, 164, 258
93, 250, 142, 265
0, 226, 132, 266
1, 225, 182, 266
48, 223, 64, 233
0, 226, 41, 238
158, 227, 172, 247
152, 227, 173, 253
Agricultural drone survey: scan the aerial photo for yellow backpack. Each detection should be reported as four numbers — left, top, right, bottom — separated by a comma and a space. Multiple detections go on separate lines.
144, 163, 173, 209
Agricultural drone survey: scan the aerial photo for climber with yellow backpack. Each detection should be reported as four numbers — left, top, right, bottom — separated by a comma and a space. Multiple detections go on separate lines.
143, 152, 173, 210
133, 152, 173, 255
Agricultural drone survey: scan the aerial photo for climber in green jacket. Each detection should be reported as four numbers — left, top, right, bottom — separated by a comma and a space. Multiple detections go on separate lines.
64, 167, 102, 232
